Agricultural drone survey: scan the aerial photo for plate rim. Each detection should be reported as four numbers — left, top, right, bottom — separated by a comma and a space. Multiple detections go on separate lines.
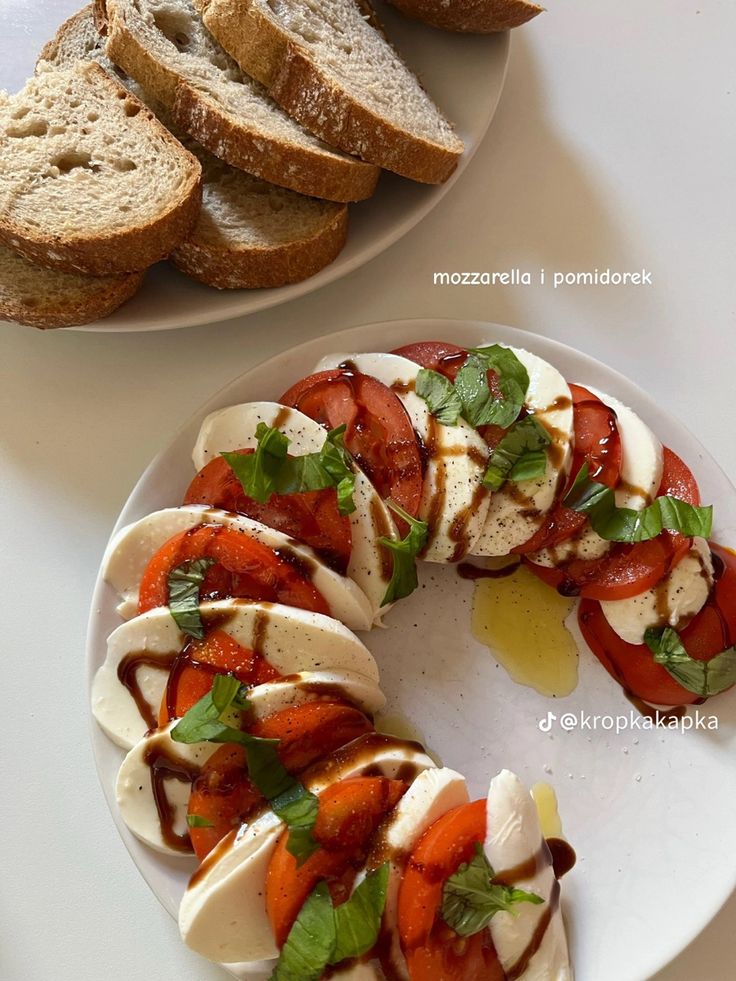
85, 317, 736, 979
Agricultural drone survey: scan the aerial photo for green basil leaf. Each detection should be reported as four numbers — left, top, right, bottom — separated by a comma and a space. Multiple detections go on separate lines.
167, 557, 216, 639
270, 882, 337, 981
223, 424, 356, 515
644, 627, 736, 697
333, 864, 390, 963
378, 501, 429, 606
442, 844, 543, 938
467, 344, 530, 397
482, 416, 551, 491
270, 865, 390, 980
171, 674, 318, 858
186, 814, 214, 828
563, 464, 713, 542
415, 368, 463, 425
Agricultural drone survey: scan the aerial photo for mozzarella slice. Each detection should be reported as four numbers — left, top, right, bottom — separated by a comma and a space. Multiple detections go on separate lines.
179, 734, 436, 963
601, 537, 714, 645
530, 386, 664, 568
92, 599, 379, 749
363, 767, 469, 981
103, 505, 374, 630
193, 402, 398, 619
474, 348, 574, 556
485, 770, 572, 981
315, 352, 491, 562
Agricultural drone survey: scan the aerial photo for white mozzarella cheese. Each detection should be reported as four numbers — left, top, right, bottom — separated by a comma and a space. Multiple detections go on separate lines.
316, 353, 491, 562
192, 402, 398, 619
485, 770, 572, 981
474, 348, 574, 556
179, 735, 437, 963
529, 386, 664, 569
601, 537, 714, 645
103, 505, 374, 630
92, 599, 380, 749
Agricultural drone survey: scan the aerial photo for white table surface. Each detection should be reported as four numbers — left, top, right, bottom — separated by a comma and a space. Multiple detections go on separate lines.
1, 1, 734, 979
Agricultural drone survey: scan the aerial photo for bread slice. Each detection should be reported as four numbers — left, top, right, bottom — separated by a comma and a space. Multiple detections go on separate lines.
0, 61, 202, 275
42, 7, 349, 290
0, 242, 143, 328
194, 0, 464, 183
386, 0, 544, 33
97, 0, 378, 202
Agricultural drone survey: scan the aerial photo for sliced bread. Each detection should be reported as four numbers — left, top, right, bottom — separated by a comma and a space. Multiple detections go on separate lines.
386, 0, 544, 33
0, 61, 201, 275
194, 0, 464, 183
0, 242, 143, 328
98, 0, 379, 202
42, 7, 349, 290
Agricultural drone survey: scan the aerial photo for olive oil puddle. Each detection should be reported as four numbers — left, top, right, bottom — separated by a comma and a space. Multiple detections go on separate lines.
464, 562, 579, 697
531, 781, 563, 838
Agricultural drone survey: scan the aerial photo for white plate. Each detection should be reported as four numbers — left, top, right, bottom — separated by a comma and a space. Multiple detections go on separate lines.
0, 1, 508, 333
86, 319, 736, 980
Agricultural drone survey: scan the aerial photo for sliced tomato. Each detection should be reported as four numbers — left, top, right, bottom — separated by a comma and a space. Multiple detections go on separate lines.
394, 341, 509, 450
183, 450, 351, 576
280, 369, 424, 518
266, 776, 407, 947
159, 628, 280, 726
397, 799, 504, 981
578, 542, 736, 705
138, 524, 330, 617
514, 384, 623, 554
525, 447, 700, 600
187, 701, 374, 860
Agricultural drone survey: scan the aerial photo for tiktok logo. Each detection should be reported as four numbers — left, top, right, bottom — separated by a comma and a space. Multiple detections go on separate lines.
538, 711, 557, 732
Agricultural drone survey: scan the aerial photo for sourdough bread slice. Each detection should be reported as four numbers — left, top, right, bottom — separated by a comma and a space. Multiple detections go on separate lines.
98, 0, 378, 202
194, 0, 464, 183
0, 61, 201, 275
0, 242, 143, 328
386, 0, 543, 33
42, 7, 349, 289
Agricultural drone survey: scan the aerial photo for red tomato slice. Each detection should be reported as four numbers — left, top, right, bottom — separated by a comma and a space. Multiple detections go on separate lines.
266, 776, 407, 947
138, 525, 330, 617
514, 384, 623, 554
280, 368, 424, 518
187, 701, 374, 860
525, 447, 700, 600
159, 629, 280, 726
394, 341, 509, 450
397, 799, 504, 981
578, 543, 736, 705
183, 450, 352, 576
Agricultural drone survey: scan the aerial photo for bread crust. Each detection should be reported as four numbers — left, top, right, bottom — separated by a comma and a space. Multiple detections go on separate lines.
0, 265, 144, 329
387, 0, 544, 33
196, 0, 463, 184
103, 0, 379, 203
0, 63, 202, 276
172, 205, 348, 289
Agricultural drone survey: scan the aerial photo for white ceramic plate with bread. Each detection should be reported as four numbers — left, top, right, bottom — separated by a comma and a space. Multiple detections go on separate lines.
0, 1, 510, 332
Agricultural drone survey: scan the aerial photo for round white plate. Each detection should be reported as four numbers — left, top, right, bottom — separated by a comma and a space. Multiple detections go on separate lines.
0, 1, 508, 333
87, 319, 736, 980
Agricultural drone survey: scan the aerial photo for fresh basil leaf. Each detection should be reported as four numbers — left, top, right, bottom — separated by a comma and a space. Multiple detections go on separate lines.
270, 882, 336, 981
442, 844, 543, 938
416, 368, 463, 425
333, 864, 390, 963
171, 674, 319, 859
271, 865, 390, 980
223, 424, 356, 515
467, 344, 530, 397
167, 557, 216, 639
378, 501, 429, 606
186, 814, 214, 828
563, 464, 713, 542
644, 627, 736, 697
482, 416, 551, 491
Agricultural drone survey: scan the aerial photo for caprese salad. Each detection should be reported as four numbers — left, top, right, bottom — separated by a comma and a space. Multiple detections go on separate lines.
92, 337, 736, 979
